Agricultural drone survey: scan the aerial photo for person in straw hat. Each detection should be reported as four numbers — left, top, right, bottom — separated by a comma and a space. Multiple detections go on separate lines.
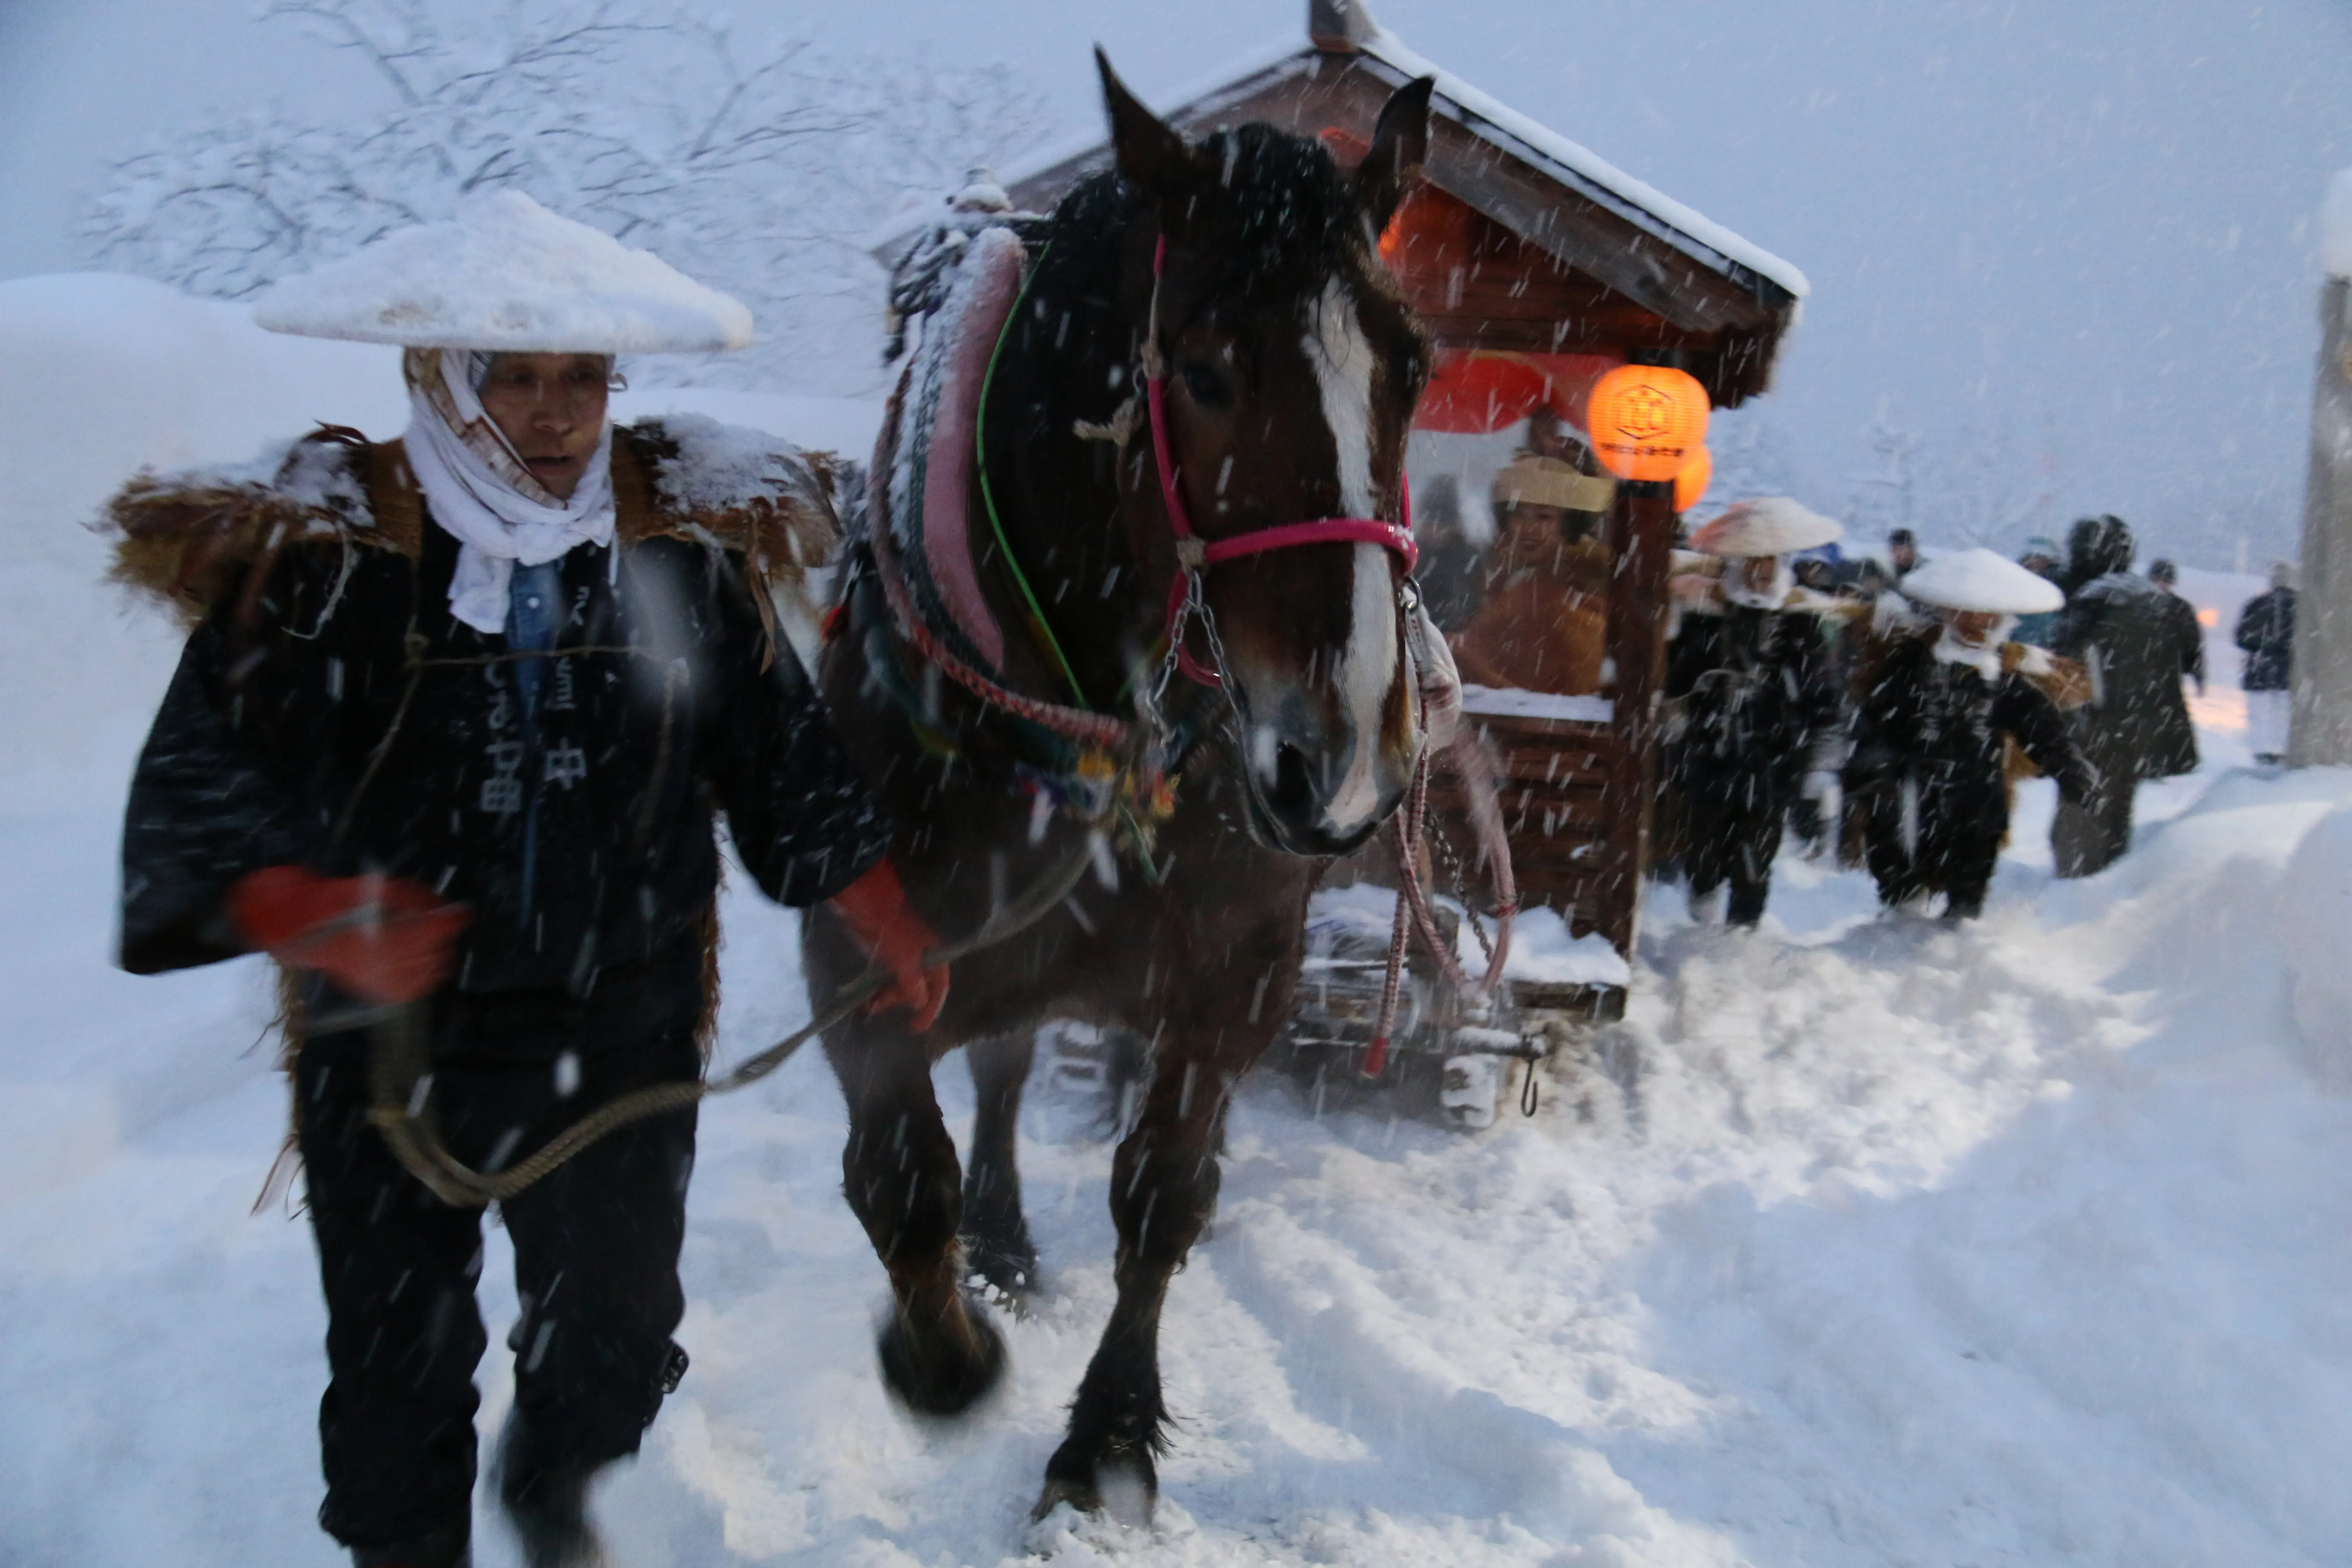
107, 191, 943, 1568
1845, 547, 2097, 918
1662, 497, 1849, 925
1448, 441, 1617, 695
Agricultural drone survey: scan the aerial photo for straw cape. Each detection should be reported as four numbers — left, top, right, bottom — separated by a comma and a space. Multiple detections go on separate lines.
1902, 547, 2067, 616
1689, 496, 1842, 558
104, 417, 840, 641
252, 189, 754, 353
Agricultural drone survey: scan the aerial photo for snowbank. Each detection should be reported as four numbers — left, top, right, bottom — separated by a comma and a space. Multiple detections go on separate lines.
0, 273, 402, 795
2278, 798, 2352, 1087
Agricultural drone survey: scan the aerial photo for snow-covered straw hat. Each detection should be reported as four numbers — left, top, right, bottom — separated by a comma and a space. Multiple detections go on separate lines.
1900, 547, 2065, 615
253, 190, 753, 353
1493, 454, 1616, 514
1689, 496, 1841, 558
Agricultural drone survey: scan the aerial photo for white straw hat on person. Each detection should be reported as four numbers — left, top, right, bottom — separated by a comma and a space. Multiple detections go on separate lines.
1900, 547, 2064, 615
1492, 454, 1616, 514
253, 189, 753, 353
1689, 497, 1842, 558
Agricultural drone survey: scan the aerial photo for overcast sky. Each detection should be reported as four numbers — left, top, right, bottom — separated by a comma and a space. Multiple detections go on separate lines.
5, 0, 2349, 567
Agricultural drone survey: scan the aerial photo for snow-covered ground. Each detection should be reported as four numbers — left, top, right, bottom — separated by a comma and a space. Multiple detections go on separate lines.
5, 277, 2348, 1566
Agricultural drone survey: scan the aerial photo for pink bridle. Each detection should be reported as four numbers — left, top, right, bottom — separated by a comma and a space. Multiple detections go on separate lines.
1143, 236, 1418, 686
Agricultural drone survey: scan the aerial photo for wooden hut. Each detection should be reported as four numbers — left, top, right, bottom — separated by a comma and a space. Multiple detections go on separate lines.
890, 0, 1807, 977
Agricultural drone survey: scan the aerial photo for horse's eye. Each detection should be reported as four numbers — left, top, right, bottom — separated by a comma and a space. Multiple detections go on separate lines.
1180, 361, 1232, 409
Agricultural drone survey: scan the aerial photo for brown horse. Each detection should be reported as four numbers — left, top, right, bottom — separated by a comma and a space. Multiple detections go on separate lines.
805, 56, 1435, 1521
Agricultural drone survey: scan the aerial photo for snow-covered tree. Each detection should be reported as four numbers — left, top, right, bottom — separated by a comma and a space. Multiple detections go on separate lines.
81, 0, 1051, 389
1703, 408, 1799, 508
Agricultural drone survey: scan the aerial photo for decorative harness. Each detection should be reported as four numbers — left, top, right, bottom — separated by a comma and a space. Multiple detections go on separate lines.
867, 221, 1511, 1079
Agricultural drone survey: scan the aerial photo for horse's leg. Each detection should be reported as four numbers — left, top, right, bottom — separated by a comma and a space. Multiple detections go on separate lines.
827, 1027, 1006, 1416
1035, 1041, 1235, 1523
962, 1031, 1040, 1297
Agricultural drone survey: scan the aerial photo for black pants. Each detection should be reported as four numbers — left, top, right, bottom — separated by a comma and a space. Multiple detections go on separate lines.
1862, 778, 2000, 917
2051, 774, 2134, 879
1683, 790, 1785, 925
294, 946, 703, 1553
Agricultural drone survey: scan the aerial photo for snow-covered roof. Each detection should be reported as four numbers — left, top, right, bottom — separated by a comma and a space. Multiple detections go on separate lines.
255, 191, 755, 354
1354, 27, 1807, 301
872, 22, 1805, 304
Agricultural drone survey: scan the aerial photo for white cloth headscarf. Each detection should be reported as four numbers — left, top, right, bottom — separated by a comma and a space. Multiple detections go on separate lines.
1722, 555, 1793, 611
402, 348, 616, 634
1932, 615, 2016, 680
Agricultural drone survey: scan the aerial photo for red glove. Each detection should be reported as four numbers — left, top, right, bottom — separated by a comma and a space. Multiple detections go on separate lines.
828, 859, 949, 1032
229, 866, 470, 1007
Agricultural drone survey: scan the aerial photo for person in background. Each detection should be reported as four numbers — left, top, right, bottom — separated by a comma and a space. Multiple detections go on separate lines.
1449, 442, 1616, 694
2010, 536, 2064, 646
106, 195, 936, 1568
2049, 514, 2199, 877
1664, 498, 1847, 925
1886, 527, 1920, 580
2146, 558, 2207, 696
2058, 514, 2125, 597
2236, 560, 2299, 764
1846, 548, 2096, 919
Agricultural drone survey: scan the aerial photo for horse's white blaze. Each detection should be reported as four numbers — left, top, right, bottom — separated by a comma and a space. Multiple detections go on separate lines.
1321, 542, 1397, 831
1304, 280, 1396, 833
1305, 279, 1379, 518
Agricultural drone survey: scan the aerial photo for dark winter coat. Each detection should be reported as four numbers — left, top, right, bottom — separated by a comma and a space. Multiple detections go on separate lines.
1846, 637, 2096, 901
2055, 572, 2201, 781
2234, 586, 2297, 691
1665, 602, 1845, 813
2156, 587, 2206, 688
113, 422, 888, 1002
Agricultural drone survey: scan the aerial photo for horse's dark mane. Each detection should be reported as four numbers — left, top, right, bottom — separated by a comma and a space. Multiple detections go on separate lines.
1009, 125, 1379, 459
1190, 124, 1374, 294
1038, 125, 1370, 305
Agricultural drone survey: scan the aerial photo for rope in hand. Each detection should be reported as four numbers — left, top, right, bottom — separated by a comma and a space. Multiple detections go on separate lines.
364, 836, 1099, 1209
1360, 721, 1523, 1100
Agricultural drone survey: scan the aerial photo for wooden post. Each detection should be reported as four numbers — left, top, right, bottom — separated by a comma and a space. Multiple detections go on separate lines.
1599, 477, 1678, 954
2291, 273, 2352, 765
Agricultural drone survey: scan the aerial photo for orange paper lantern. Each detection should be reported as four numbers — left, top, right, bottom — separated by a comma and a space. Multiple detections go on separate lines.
1586, 365, 1711, 483
1673, 445, 1713, 512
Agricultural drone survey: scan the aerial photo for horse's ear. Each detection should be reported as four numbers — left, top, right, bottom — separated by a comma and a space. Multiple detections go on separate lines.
1097, 48, 1194, 211
1354, 76, 1434, 236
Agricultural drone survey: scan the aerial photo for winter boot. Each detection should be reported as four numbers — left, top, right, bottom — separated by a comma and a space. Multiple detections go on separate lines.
496, 1418, 609, 1568
351, 1525, 471, 1568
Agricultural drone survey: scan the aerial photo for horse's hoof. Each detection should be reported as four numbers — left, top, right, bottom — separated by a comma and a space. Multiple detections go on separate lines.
1032, 1444, 1156, 1526
962, 1226, 1041, 1303
876, 1295, 1007, 1418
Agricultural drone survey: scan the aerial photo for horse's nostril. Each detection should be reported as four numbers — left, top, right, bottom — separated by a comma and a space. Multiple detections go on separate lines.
1271, 739, 1318, 822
